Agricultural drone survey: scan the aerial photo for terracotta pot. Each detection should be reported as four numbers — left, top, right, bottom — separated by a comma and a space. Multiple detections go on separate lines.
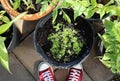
0, 0, 58, 21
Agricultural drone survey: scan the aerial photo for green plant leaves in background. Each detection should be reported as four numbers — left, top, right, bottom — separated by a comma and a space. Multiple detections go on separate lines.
100, 20, 120, 74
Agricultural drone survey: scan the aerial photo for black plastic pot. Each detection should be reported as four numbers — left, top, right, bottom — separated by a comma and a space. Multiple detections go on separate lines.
0, 5, 21, 51
34, 9, 94, 68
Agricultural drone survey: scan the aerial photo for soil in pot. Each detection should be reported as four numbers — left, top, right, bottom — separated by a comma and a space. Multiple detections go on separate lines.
34, 9, 94, 67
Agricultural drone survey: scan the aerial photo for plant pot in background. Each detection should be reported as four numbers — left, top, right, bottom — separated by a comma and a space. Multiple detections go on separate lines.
0, 5, 21, 51
0, 0, 58, 21
34, 9, 94, 68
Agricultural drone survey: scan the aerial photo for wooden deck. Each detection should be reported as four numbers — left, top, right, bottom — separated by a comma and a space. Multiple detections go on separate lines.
0, 19, 114, 81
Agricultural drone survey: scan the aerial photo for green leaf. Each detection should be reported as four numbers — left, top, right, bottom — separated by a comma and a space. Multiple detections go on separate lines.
91, 0, 97, 7
0, 12, 26, 35
0, 22, 12, 35
62, 10, 71, 23
40, 1, 48, 14
13, 0, 21, 10
52, 8, 58, 23
104, 20, 114, 32
99, 6, 106, 19
0, 36, 10, 72
36, 0, 42, 4
1, 16, 10, 24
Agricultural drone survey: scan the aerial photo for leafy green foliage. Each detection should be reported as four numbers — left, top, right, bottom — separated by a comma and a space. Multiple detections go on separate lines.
99, 20, 120, 74
0, 11, 26, 72
52, 0, 118, 23
48, 23, 83, 62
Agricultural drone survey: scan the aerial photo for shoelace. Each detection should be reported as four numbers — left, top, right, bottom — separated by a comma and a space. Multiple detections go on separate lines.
68, 68, 82, 81
39, 68, 55, 81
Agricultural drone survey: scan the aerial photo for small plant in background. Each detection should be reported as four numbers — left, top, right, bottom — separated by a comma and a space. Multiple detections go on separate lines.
0, 11, 26, 72
48, 23, 83, 62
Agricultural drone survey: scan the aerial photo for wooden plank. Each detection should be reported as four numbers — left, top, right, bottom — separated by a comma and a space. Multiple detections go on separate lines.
0, 53, 35, 81
13, 33, 42, 80
83, 45, 114, 81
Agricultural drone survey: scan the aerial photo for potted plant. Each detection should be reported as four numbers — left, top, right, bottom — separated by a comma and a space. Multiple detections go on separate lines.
34, 8, 94, 68
0, 0, 58, 21
0, 5, 26, 72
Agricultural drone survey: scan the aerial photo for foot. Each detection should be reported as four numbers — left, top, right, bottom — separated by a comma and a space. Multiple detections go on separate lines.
38, 62, 56, 81
67, 63, 83, 81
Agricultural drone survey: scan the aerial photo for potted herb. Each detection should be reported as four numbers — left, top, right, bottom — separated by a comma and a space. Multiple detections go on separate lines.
34, 8, 94, 68
0, 0, 58, 21
0, 5, 26, 72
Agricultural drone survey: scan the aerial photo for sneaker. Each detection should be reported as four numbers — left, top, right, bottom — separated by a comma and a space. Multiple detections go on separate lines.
67, 63, 83, 81
38, 62, 56, 81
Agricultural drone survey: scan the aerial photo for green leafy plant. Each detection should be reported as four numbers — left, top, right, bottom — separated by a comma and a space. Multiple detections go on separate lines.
48, 23, 83, 62
10, 0, 56, 14
99, 20, 120, 74
0, 11, 26, 72
96, 0, 120, 74
52, 0, 116, 23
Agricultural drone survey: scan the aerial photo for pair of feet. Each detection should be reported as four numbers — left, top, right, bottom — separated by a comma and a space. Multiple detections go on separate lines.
38, 62, 83, 81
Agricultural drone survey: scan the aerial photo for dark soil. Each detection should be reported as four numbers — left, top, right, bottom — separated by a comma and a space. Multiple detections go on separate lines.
36, 9, 88, 63
10, 0, 43, 14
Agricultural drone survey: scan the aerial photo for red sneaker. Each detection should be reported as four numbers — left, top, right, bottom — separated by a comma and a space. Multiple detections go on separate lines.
38, 62, 56, 81
67, 64, 83, 81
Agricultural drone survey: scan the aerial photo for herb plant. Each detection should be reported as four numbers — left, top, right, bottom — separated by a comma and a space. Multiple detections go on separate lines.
48, 23, 83, 62
0, 11, 26, 72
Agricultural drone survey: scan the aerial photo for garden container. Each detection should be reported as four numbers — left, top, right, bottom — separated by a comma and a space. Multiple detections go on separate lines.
34, 9, 94, 68
0, 0, 58, 21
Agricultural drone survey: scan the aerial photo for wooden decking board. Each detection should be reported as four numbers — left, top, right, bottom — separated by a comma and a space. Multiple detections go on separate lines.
0, 53, 35, 81
13, 33, 93, 81
13, 33, 42, 80
83, 45, 114, 81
